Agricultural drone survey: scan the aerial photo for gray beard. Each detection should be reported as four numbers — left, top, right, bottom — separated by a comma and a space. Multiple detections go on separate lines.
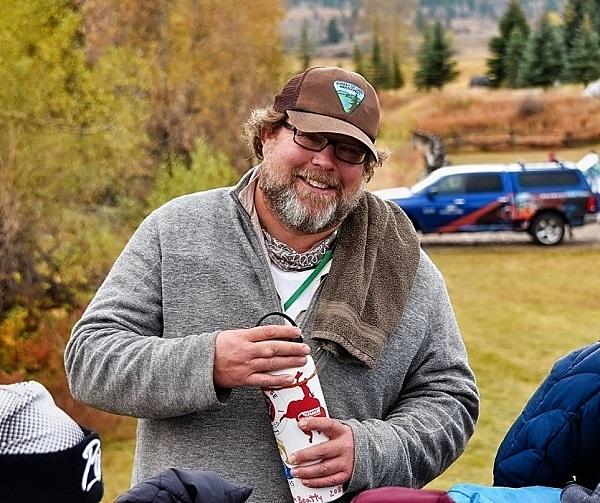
259, 177, 363, 234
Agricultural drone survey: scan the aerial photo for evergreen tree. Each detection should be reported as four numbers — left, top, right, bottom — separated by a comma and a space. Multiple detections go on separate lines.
519, 17, 565, 88
566, 17, 600, 85
415, 9, 426, 32
504, 28, 529, 87
487, 0, 530, 87
391, 52, 405, 89
593, 0, 600, 30
369, 32, 390, 89
563, 0, 598, 51
298, 20, 313, 70
413, 21, 459, 91
326, 18, 343, 44
352, 43, 366, 76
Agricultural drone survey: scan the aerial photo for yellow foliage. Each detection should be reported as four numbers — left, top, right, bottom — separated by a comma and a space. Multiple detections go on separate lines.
85, 0, 289, 169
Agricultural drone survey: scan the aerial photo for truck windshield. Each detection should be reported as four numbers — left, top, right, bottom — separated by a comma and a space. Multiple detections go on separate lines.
411, 171, 445, 193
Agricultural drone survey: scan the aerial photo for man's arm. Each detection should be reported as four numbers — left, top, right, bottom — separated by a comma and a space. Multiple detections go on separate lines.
65, 211, 309, 419
65, 211, 220, 418
344, 271, 479, 490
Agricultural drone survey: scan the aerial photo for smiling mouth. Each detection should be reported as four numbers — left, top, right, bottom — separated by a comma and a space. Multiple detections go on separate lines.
298, 175, 338, 191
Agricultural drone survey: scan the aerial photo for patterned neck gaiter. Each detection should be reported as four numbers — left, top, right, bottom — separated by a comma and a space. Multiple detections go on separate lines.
262, 229, 336, 271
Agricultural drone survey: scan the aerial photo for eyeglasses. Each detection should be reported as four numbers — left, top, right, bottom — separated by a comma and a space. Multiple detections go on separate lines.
281, 122, 368, 165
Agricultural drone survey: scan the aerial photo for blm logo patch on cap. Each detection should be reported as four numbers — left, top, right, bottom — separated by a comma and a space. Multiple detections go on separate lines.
334, 81, 365, 114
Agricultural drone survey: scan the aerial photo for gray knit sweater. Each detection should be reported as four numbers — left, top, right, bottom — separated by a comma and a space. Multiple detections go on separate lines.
65, 176, 479, 503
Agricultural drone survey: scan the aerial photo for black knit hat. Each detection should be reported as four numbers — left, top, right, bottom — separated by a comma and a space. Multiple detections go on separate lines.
0, 381, 103, 503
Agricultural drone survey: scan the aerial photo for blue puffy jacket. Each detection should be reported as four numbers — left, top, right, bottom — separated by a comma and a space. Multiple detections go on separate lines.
493, 342, 600, 490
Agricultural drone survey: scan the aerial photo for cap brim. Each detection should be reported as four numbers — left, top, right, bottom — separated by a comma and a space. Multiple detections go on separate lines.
287, 110, 378, 162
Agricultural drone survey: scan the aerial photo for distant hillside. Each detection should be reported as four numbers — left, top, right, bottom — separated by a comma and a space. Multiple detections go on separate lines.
420, 0, 564, 22
282, 0, 566, 59
286, 0, 564, 22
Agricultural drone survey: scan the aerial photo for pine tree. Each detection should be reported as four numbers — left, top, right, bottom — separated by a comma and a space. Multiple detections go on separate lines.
391, 52, 405, 89
592, 0, 600, 31
563, 0, 598, 52
415, 9, 426, 32
327, 18, 343, 44
369, 32, 390, 89
519, 17, 565, 88
298, 20, 313, 70
487, 0, 530, 87
413, 21, 459, 91
504, 28, 529, 87
353, 43, 366, 76
566, 17, 600, 85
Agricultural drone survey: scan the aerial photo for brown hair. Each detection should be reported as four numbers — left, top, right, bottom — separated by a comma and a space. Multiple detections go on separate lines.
243, 106, 388, 182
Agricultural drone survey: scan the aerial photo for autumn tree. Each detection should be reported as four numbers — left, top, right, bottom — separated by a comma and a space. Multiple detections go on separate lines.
0, 0, 149, 375
84, 0, 287, 170
361, 0, 415, 76
299, 20, 313, 69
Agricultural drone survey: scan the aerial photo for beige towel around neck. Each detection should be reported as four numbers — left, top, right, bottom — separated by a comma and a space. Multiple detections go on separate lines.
311, 191, 421, 368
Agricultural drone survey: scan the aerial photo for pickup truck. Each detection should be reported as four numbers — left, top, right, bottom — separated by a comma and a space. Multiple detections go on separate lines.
375, 158, 598, 245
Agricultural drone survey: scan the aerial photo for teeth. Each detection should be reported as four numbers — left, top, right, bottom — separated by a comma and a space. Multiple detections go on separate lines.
305, 178, 329, 189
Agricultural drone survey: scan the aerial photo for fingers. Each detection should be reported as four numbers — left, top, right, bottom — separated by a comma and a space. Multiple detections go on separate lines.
213, 325, 309, 389
298, 417, 343, 436
291, 460, 348, 488
246, 372, 295, 388
246, 324, 302, 342
254, 340, 311, 358
250, 355, 308, 373
288, 419, 355, 487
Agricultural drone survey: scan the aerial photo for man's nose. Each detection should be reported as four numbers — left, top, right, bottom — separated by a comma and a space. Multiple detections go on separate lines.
310, 144, 337, 169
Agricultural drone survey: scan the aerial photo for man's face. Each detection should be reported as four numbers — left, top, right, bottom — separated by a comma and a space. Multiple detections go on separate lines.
257, 124, 367, 234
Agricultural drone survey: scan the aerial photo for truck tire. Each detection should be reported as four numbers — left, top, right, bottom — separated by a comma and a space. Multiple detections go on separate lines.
530, 212, 566, 245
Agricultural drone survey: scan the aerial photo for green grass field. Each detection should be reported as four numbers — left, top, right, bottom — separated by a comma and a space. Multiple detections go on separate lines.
100, 244, 600, 501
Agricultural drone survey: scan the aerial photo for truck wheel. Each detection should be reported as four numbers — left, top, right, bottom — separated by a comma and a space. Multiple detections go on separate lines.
530, 212, 565, 245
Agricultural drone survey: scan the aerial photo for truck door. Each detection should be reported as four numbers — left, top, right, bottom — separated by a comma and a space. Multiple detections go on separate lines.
423, 172, 508, 233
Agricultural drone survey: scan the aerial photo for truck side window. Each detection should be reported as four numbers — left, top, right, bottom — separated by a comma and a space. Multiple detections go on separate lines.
465, 174, 503, 193
518, 172, 580, 188
436, 174, 466, 194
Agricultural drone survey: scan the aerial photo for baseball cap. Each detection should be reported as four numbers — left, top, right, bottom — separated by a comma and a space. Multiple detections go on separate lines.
273, 67, 381, 161
0, 381, 103, 503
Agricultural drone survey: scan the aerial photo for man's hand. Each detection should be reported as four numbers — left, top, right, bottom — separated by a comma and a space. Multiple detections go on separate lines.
213, 325, 310, 389
289, 417, 355, 488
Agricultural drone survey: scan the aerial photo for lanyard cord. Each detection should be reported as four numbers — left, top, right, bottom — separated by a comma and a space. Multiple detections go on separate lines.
283, 249, 333, 312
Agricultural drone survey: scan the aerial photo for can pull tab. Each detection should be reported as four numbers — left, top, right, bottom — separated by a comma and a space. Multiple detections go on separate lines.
255, 311, 303, 343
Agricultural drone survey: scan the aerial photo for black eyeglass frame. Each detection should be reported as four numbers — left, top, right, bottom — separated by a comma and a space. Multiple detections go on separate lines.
281, 122, 368, 165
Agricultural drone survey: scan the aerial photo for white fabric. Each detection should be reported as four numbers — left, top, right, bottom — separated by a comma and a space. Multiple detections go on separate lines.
270, 260, 332, 321
0, 381, 83, 454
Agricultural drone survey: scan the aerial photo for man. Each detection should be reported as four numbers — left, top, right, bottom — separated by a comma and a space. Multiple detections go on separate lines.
65, 66, 479, 502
